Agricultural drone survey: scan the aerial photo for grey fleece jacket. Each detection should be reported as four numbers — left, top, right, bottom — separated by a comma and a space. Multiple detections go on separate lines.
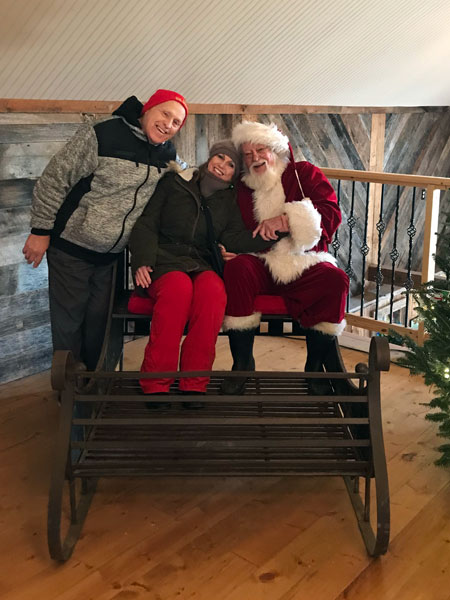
30, 96, 179, 263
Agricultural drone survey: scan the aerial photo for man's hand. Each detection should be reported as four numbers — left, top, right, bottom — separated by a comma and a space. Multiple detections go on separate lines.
135, 266, 153, 288
219, 244, 237, 262
22, 234, 50, 268
252, 214, 289, 240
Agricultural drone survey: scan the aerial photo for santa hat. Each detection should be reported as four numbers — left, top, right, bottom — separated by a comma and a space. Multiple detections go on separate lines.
232, 121, 290, 156
141, 89, 188, 126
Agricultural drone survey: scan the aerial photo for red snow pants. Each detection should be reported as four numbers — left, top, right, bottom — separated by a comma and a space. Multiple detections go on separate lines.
140, 270, 226, 393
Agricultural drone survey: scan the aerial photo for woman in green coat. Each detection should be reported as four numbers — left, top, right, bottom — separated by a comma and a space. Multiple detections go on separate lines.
128, 140, 278, 395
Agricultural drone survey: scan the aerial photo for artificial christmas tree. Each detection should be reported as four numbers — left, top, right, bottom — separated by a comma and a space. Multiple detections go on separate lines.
395, 211, 450, 466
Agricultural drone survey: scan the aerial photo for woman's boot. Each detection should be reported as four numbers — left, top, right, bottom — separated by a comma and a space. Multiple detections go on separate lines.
220, 329, 257, 395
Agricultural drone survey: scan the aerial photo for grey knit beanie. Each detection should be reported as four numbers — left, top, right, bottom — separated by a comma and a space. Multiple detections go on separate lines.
208, 139, 241, 180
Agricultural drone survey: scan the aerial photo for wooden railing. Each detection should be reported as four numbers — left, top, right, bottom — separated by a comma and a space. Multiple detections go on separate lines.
321, 169, 450, 343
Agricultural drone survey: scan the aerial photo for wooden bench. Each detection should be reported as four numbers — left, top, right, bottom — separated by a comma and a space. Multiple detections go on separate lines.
47, 253, 391, 561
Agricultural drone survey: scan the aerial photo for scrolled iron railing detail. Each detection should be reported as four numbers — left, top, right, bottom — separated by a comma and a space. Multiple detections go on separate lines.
331, 181, 342, 257
359, 183, 371, 314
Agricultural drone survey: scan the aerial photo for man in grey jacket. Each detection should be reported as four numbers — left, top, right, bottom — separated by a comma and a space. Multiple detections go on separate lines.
22, 89, 188, 370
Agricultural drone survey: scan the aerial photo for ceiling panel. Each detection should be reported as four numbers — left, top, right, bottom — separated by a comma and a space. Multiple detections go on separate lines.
0, 0, 449, 106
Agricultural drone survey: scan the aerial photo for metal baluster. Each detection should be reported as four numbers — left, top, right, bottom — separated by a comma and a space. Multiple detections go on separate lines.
331, 180, 342, 259
374, 185, 386, 320
360, 183, 371, 315
404, 188, 417, 326
345, 181, 357, 312
389, 186, 401, 323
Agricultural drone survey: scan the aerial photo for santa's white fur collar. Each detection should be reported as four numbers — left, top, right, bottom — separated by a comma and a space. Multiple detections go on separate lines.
245, 167, 336, 285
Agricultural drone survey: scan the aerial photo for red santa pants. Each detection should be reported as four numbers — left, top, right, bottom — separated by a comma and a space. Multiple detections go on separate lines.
223, 255, 348, 329
140, 270, 226, 393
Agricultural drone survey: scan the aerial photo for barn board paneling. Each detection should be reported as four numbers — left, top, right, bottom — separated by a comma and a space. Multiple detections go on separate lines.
0, 120, 81, 383
382, 112, 450, 275
0, 289, 51, 383
0, 179, 35, 208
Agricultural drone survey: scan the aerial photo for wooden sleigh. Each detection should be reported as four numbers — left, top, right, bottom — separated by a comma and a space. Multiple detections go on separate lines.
47, 252, 390, 561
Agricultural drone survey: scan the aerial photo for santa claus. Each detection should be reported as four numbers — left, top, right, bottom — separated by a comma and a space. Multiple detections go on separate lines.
221, 121, 349, 395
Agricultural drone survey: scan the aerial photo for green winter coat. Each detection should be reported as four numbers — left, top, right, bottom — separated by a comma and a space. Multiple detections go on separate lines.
129, 167, 276, 280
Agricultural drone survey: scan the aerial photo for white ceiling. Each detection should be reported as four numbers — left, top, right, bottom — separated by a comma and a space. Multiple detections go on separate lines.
0, 0, 449, 107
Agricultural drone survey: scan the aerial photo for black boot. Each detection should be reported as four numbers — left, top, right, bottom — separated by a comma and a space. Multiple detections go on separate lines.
220, 329, 256, 395
321, 336, 361, 396
305, 329, 335, 395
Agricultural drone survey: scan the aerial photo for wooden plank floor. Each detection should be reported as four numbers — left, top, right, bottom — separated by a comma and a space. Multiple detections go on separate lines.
0, 335, 449, 600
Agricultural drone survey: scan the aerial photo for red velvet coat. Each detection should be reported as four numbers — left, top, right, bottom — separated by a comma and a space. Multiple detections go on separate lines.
236, 161, 341, 252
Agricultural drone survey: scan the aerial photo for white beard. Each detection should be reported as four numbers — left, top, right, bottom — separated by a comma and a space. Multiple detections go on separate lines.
242, 156, 287, 194
242, 157, 288, 222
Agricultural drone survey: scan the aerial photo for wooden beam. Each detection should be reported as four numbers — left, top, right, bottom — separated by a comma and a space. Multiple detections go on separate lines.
321, 168, 450, 190
0, 99, 120, 114
345, 313, 420, 342
367, 114, 386, 266
0, 98, 449, 115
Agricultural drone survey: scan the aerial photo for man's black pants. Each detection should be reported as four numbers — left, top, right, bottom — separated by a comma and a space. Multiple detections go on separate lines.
46, 246, 115, 370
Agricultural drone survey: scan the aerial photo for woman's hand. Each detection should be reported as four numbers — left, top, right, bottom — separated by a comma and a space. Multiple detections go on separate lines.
22, 234, 50, 268
219, 244, 237, 262
252, 214, 289, 240
135, 266, 153, 288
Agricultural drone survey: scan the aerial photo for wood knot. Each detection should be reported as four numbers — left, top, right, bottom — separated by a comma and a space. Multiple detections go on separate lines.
401, 452, 417, 462
259, 571, 278, 582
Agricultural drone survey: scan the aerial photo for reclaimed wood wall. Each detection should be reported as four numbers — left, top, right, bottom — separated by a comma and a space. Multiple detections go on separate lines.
0, 107, 449, 383
0, 114, 90, 383
383, 111, 450, 268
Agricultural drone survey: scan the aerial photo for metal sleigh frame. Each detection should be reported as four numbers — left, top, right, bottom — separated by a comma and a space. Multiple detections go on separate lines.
47, 260, 391, 562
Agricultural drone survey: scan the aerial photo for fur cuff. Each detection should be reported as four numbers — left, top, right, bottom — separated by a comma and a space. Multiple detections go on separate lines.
284, 199, 322, 251
311, 319, 347, 337
262, 238, 336, 285
222, 313, 261, 331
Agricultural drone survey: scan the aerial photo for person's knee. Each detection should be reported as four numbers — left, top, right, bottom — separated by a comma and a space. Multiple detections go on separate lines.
320, 264, 349, 295
224, 255, 254, 278
156, 271, 193, 302
223, 256, 262, 290
196, 272, 227, 309
332, 267, 349, 294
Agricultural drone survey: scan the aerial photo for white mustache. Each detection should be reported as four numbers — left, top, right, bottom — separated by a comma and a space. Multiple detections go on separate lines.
249, 160, 267, 171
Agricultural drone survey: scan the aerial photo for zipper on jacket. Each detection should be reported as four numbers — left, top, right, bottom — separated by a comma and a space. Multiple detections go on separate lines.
175, 175, 202, 244
106, 156, 151, 253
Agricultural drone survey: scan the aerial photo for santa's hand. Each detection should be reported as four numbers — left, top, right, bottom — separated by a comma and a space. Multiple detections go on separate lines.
219, 243, 237, 262
22, 233, 50, 268
253, 214, 289, 240
135, 266, 153, 288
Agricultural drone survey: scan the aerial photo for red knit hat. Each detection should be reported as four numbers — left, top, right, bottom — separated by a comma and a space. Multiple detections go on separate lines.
141, 89, 188, 126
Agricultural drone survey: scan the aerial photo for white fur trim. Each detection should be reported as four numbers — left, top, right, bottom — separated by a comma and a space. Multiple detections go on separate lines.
312, 319, 347, 337
222, 313, 261, 331
232, 121, 289, 155
284, 199, 322, 251
168, 160, 184, 173
178, 166, 197, 181
262, 237, 336, 285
